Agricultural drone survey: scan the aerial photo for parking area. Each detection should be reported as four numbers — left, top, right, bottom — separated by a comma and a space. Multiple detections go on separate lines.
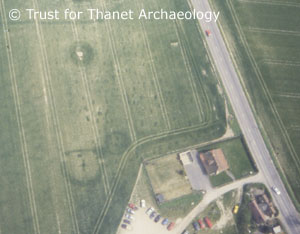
117, 204, 177, 234
183, 150, 212, 191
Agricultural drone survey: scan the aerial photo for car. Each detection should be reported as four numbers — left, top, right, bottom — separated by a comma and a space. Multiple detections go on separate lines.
182, 230, 189, 234
193, 221, 200, 231
123, 219, 131, 225
128, 203, 138, 210
272, 186, 281, 195
127, 208, 135, 214
162, 218, 169, 225
124, 214, 135, 220
154, 215, 161, 223
233, 205, 239, 214
150, 211, 156, 219
198, 219, 205, 229
167, 222, 175, 231
121, 224, 127, 229
146, 207, 154, 215
205, 30, 211, 37
140, 199, 146, 208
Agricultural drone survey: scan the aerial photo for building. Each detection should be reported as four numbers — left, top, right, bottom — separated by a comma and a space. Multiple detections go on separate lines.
199, 149, 229, 175
249, 199, 267, 224
179, 150, 194, 166
273, 225, 282, 234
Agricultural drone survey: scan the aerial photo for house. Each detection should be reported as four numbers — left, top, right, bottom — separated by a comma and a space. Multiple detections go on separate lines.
249, 199, 267, 224
199, 149, 229, 175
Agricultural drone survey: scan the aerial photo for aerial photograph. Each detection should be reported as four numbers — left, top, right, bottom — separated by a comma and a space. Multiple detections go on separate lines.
0, 0, 299, 234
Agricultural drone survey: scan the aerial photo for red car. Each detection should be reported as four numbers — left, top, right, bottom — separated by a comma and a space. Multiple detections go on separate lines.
128, 203, 138, 211
167, 222, 175, 231
198, 219, 205, 229
205, 30, 211, 37
204, 217, 213, 228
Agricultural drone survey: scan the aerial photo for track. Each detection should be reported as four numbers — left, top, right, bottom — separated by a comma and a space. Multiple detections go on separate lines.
189, 0, 300, 233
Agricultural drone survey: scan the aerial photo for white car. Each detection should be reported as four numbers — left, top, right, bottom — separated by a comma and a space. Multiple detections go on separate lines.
127, 208, 135, 214
272, 186, 281, 195
140, 199, 146, 208
125, 214, 135, 220
146, 207, 154, 215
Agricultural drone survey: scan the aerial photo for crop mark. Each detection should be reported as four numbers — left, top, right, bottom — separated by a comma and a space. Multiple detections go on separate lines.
238, 0, 300, 8
68, 18, 110, 195
173, 19, 205, 122
135, 0, 171, 131
247, 27, 300, 37
227, 0, 300, 170
28, 0, 81, 232
0, 2, 40, 234
95, 2, 137, 142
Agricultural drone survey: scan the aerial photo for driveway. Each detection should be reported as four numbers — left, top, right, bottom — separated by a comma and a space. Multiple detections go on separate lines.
183, 150, 212, 191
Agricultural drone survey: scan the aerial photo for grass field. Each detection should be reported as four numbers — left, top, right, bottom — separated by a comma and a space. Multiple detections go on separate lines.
209, 0, 300, 207
145, 154, 192, 201
0, 0, 229, 233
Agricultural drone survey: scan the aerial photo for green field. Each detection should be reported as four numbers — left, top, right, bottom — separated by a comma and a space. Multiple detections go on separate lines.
0, 0, 229, 233
209, 0, 300, 207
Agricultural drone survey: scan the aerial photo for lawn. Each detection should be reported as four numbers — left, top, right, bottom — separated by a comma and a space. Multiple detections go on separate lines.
0, 0, 229, 233
145, 154, 193, 201
210, 0, 300, 208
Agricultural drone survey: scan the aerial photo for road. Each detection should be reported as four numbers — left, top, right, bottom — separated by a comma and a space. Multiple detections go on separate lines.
185, 0, 300, 233
174, 173, 264, 233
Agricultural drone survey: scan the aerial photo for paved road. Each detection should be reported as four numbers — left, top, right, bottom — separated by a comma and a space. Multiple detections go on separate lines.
187, 0, 300, 233
174, 173, 264, 233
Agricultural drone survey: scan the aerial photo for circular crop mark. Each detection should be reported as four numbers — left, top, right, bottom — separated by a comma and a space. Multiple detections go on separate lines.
70, 42, 94, 66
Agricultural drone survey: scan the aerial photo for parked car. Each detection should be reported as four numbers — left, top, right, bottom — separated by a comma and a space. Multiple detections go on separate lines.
128, 203, 138, 210
167, 222, 175, 231
123, 219, 131, 225
204, 217, 213, 228
150, 211, 156, 219
154, 215, 161, 223
193, 221, 200, 231
140, 199, 146, 208
146, 207, 154, 215
272, 186, 281, 195
127, 208, 135, 214
198, 219, 205, 229
182, 230, 189, 234
125, 214, 135, 220
121, 224, 127, 229
233, 205, 239, 214
162, 218, 169, 225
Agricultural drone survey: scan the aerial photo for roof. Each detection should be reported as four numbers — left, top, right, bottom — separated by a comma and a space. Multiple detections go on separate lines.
273, 225, 282, 233
199, 149, 229, 175
249, 200, 266, 223
179, 150, 193, 165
